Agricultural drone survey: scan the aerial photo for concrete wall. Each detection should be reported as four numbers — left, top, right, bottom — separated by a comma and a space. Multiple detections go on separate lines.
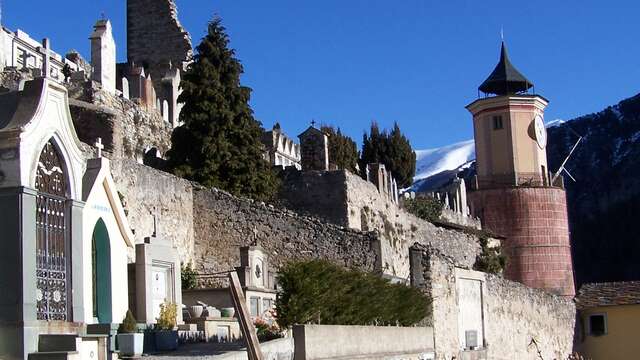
468, 187, 575, 296
214, 338, 294, 360
577, 305, 640, 360
411, 244, 576, 360
293, 325, 434, 360
280, 170, 483, 279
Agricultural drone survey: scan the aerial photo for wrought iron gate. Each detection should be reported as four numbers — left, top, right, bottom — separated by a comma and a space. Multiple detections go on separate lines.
35, 140, 71, 321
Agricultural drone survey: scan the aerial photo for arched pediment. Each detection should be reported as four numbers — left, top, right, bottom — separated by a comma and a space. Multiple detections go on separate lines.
0, 78, 85, 198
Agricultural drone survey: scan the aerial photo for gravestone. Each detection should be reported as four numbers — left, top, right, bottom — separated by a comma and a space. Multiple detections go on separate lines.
162, 100, 169, 123
134, 235, 183, 324
162, 65, 182, 127
89, 19, 116, 94
121, 77, 129, 99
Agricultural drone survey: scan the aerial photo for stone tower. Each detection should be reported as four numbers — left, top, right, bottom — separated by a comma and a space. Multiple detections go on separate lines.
90, 19, 116, 94
126, 0, 192, 86
298, 125, 329, 171
467, 42, 575, 297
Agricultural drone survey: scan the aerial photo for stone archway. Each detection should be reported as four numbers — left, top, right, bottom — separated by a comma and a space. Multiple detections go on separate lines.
92, 218, 112, 323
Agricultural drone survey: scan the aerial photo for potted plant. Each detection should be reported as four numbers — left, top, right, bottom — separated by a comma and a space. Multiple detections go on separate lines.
155, 302, 179, 351
221, 307, 235, 318
117, 310, 144, 356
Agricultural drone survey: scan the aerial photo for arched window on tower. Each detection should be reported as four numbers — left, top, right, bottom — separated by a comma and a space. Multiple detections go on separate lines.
35, 139, 71, 321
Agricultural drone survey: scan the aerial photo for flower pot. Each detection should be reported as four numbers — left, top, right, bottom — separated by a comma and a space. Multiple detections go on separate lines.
205, 306, 221, 318
189, 305, 204, 318
221, 307, 235, 318
154, 330, 179, 351
117, 333, 144, 356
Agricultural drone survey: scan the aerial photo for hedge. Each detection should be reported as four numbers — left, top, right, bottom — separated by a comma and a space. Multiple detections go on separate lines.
275, 260, 430, 328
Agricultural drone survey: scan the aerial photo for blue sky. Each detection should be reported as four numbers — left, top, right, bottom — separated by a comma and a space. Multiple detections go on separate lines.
3, 1, 639, 149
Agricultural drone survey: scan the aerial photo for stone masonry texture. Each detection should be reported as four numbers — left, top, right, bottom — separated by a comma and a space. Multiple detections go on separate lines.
412, 244, 576, 360
109, 159, 377, 278
468, 187, 576, 296
280, 170, 483, 278
127, 0, 192, 85
70, 83, 173, 161
193, 186, 378, 277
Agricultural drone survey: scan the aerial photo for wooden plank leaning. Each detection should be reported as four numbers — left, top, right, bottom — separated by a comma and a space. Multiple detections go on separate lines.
229, 271, 264, 360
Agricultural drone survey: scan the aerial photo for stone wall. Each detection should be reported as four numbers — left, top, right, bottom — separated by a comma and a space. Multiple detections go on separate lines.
110, 159, 194, 262
108, 159, 377, 276
411, 244, 576, 360
483, 274, 576, 360
468, 187, 575, 296
126, 0, 192, 85
281, 170, 483, 279
193, 186, 378, 277
69, 84, 173, 161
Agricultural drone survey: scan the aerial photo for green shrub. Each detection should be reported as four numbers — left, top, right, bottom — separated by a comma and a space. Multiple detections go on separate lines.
181, 263, 198, 290
156, 302, 178, 330
473, 235, 507, 275
403, 196, 443, 222
275, 260, 430, 329
118, 310, 138, 334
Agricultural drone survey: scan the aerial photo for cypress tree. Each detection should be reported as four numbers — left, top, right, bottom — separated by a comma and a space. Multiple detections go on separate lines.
360, 122, 416, 188
321, 125, 359, 173
167, 17, 279, 201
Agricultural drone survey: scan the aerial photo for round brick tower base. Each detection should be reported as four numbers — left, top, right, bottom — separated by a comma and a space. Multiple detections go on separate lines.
468, 187, 575, 296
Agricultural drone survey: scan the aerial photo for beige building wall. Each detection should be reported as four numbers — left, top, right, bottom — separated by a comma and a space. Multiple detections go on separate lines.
468, 95, 548, 185
578, 305, 640, 360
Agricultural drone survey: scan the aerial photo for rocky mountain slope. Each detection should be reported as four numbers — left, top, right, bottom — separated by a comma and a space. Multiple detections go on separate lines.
547, 92, 640, 287
412, 92, 640, 287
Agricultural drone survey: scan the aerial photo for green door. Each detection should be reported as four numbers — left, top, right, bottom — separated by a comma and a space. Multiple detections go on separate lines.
92, 219, 112, 323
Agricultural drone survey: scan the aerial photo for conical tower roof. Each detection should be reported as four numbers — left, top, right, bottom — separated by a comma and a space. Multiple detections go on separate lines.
478, 42, 533, 96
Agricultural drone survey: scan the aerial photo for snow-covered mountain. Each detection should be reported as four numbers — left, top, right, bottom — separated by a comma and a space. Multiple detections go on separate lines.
414, 140, 475, 182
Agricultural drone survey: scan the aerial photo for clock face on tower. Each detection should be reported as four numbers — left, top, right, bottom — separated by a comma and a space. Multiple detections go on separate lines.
533, 115, 547, 149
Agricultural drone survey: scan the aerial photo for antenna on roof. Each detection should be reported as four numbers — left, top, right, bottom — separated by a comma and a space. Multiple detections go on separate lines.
551, 134, 583, 185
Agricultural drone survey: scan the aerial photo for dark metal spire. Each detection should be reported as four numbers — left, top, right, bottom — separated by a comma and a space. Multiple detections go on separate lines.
478, 42, 533, 96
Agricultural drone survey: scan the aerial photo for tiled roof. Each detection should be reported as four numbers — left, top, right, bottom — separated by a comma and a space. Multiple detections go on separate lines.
576, 281, 640, 309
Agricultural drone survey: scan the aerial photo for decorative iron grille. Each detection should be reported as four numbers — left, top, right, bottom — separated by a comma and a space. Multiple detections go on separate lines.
35, 140, 71, 321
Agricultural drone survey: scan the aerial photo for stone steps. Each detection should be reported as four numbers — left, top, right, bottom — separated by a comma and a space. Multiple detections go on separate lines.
28, 351, 81, 360
29, 334, 108, 360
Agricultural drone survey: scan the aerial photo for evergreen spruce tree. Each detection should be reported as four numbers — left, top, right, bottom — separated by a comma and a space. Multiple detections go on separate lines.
388, 122, 416, 188
321, 125, 359, 173
167, 18, 279, 201
360, 122, 416, 188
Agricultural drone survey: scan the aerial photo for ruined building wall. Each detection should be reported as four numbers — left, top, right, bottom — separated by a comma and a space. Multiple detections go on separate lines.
411, 245, 576, 360
280, 170, 483, 279
69, 84, 172, 161
127, 0, 192, 84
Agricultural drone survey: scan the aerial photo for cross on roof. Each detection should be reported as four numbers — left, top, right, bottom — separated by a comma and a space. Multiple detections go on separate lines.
94, 137, 104, 158
38, 38, 51, 79
311, 119, 316, 128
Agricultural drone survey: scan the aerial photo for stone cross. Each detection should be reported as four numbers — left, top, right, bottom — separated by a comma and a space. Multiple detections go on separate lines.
94, 137, 104, 158
311, 119, 316, 128
38, 38, 51, 78
19, 50, 35, 70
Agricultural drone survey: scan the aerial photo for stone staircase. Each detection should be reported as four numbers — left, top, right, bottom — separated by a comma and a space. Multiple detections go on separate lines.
28, 334, 108, 360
